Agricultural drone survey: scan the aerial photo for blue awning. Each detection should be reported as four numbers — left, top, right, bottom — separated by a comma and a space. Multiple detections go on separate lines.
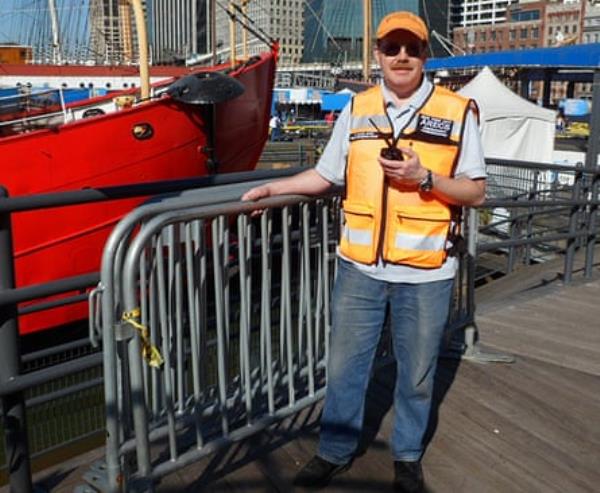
321, 93, 351, 111
425, 44, 600, 71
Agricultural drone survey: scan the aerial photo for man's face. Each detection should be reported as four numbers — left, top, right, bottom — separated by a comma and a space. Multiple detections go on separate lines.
375, 30, 427, 96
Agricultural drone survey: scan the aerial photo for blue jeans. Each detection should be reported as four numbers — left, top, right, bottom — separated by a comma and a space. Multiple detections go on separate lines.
318, 259, 454, 464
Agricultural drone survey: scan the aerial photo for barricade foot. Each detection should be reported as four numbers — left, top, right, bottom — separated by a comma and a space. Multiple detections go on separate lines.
461, 343, 516, 364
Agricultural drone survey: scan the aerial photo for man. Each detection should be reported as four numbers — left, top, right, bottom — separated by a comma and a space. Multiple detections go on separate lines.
243, 11, 485, 492
269, 113, 282, 141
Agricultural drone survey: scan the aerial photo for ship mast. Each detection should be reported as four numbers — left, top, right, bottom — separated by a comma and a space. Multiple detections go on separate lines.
362, 0, 371, 82
47, 0, 62, 64
129, 0, 150, 100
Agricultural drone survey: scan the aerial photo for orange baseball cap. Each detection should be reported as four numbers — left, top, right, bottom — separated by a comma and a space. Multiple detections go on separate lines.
376, 11, 429, 43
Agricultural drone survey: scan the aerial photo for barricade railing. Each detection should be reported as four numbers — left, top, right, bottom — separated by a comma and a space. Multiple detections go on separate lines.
0, 168, 303, 493
89, 186, 342, 492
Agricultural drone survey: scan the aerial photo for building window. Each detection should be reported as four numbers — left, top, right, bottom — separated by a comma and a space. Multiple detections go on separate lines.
520, 28, 528, 39
549, 26, 553, 35
532, 27, 539, 39
565, 25, 569, 34
510, 29, 516, 40
491, 31, 497, 40
481, 32, 487, 41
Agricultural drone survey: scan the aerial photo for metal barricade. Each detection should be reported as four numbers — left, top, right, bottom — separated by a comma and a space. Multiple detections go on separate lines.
88, 185, 341, 492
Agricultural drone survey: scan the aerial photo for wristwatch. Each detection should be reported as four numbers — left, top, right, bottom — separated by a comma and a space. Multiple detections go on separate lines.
419, 169, 433, 192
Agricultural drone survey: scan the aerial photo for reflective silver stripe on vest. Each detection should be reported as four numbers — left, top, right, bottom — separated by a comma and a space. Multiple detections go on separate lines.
344, 226, 373, 246
350, 114, 390, 131
394, 232, 447, 251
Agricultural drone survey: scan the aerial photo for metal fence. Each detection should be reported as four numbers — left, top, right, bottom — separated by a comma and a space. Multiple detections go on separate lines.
0, 168, 303, 492
86, 188, 344, 491
0, 159, 599, 492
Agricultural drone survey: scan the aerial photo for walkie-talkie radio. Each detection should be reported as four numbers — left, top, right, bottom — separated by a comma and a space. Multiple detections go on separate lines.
369, 118, 404, 161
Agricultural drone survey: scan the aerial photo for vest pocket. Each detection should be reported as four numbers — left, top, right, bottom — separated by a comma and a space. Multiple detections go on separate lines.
340, 201, 377, 263
386, 205, 451, 268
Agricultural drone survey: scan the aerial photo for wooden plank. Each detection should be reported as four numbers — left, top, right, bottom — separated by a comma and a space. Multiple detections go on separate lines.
424, 359, 600, 492
476, 317, 600, 375
478, 309, 599, 349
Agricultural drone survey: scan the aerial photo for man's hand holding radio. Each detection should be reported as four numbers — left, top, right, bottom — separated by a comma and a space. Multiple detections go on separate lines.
378, 145, 429, 186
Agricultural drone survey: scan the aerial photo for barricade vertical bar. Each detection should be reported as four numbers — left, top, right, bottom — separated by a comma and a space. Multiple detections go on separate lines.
245, 217, 254, 380
302, 203, 315, 396
221, 217, 231, 354
282, 206, 295, 405
184, 222, 204, 447
173, 226, 186, 414
237, 214, 253, 423
297, 226, 306, 363
139, 249, 151, 405
154, 235, 178, 459
323, 201, 332, 369
149, 240, 161, 418
194, 220, 208, 391
0, 187, 33, 493
211, 219, 229, 436
126, 322, 153, 487
260, 213, 275, 414
313, 203, 324, 362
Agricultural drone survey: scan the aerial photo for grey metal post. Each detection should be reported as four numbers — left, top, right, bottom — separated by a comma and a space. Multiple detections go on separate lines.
0, 187, 33, 493
583, 69, 600, 278
525, 171, 539, 265
507, 204, 518, 273
564, 169, 583, 284
463, 208, 479, 356
584, 175, 598, 278
585, 69, 600, 170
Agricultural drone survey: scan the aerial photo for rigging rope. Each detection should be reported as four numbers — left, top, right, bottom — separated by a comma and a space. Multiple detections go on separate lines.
215, 0, 275, 47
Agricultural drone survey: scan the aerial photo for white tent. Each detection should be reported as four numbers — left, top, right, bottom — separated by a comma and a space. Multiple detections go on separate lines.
458, 66, 556, 163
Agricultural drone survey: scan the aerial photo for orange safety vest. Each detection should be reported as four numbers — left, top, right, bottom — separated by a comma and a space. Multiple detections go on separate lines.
339, 84, 472, 268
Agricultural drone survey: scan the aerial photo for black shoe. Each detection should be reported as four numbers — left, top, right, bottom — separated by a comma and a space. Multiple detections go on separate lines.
394, 460, 424, 493
293, 455, 351, 488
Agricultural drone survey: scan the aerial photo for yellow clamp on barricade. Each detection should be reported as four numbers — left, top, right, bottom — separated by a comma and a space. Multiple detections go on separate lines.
121, 308, 164, 368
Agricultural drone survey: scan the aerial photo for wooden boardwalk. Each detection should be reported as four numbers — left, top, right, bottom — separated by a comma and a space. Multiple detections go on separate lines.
14, 265, 600, 492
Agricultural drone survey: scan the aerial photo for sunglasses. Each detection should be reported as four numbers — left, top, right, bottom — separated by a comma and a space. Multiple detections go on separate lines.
377, 41, 423, 58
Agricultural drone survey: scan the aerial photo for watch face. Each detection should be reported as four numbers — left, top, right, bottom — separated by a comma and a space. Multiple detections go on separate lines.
419, 170, 433, 192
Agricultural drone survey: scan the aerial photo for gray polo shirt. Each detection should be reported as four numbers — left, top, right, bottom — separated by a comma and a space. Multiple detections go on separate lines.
316, 77, 486, 283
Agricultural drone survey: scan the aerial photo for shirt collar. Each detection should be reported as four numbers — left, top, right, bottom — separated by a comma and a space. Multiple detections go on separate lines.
380, 75, 432, 112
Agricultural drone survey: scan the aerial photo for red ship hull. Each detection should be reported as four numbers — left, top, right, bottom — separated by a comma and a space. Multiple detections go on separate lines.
1, 50, 276, 334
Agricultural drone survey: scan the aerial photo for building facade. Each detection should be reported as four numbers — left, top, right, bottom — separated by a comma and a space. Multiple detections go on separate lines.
449, 0, 516, 28
303, 0, 450, 63
544, 0, 585, 46
583, 0, 600, 43
452, 1, 545, 53
213, 0, 302, 66
89, 0, 127, 64
148, 0, 208, 64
